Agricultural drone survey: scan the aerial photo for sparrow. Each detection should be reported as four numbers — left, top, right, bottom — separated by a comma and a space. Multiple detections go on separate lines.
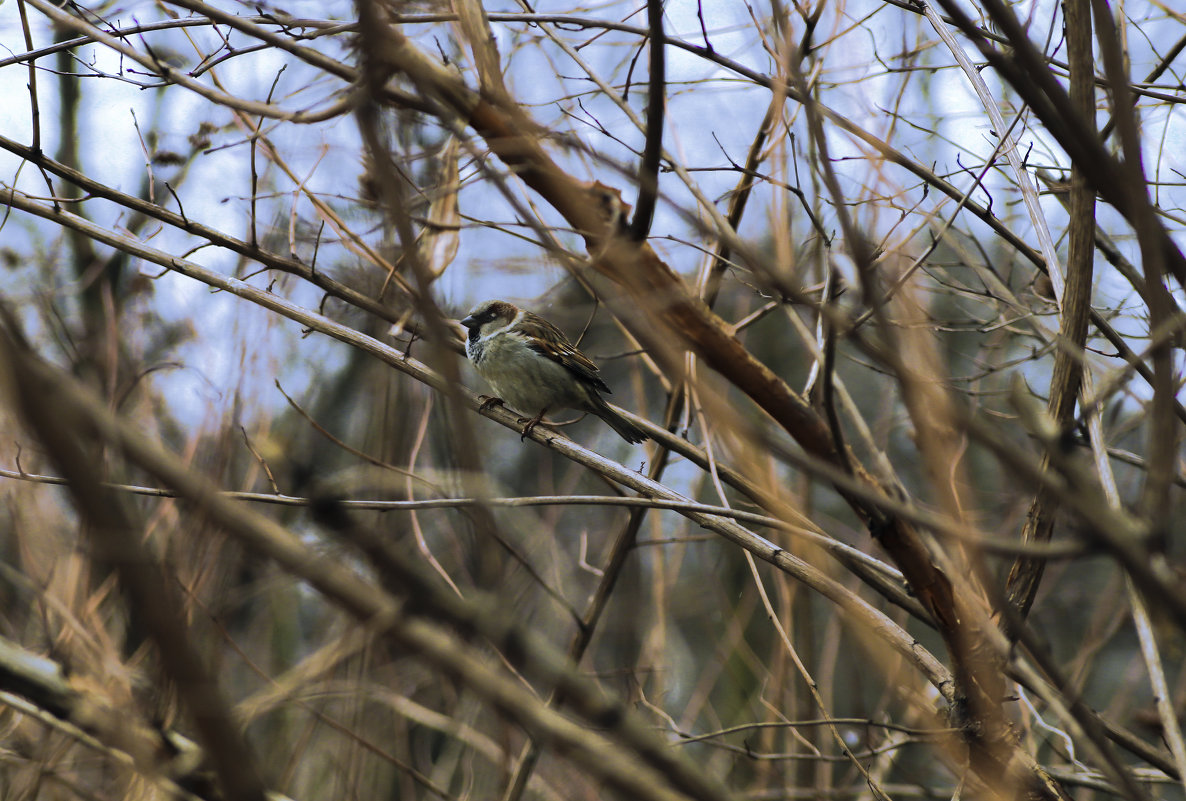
460, 300, 647, 443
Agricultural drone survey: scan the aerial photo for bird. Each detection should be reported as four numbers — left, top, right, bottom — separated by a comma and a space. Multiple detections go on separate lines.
459, 300, 647, 443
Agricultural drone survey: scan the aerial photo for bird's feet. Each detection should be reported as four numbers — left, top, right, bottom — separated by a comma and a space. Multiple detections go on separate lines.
477, 395, 506, 412
519, 410, 547, 441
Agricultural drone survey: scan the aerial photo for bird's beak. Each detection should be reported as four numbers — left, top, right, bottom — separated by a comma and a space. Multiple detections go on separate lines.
460, 314, 478, 330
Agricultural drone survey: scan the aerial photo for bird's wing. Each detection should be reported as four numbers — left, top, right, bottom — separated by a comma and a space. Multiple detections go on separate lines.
517, 311, 612, 394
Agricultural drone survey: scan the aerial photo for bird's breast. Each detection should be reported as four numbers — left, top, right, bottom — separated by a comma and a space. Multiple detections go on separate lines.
468, 334, 589, 412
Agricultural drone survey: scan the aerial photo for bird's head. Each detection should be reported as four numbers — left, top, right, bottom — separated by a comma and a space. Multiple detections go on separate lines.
460, 299, 519, 341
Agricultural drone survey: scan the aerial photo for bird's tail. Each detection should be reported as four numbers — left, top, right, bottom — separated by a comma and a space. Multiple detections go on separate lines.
590, 397, 648, 443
